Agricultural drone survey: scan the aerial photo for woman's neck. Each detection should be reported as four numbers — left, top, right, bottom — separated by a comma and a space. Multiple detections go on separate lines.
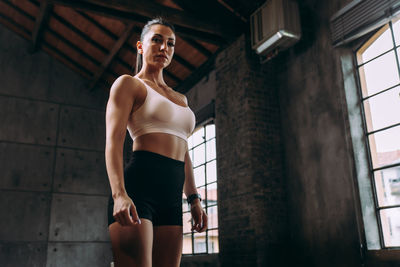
137, 65, 165, 87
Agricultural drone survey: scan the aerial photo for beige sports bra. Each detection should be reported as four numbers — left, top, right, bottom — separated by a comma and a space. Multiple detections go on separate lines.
127, 77, 196, 141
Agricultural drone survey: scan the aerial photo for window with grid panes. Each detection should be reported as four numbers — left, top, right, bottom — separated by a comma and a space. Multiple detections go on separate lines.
356, 17, 400, 248
182, 122, 218, 254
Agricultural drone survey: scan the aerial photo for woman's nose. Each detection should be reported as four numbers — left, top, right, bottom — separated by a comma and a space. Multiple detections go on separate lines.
160, 42, 167, 51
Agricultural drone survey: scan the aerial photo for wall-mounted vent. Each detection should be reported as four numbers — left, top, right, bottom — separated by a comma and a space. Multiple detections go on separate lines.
250, 0, 301, 57
330, 0, 400, 46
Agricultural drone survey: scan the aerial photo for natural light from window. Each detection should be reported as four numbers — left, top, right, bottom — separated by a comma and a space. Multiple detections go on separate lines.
357, 18, 400, 248
182, 123, 219, 254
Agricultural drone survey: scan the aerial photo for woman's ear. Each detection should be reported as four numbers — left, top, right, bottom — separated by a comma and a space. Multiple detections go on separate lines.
136, 41, 143, 54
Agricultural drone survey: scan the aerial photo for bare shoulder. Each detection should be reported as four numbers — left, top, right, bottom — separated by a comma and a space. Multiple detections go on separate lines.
110, 75, 142, 95
109, 74, 146, 101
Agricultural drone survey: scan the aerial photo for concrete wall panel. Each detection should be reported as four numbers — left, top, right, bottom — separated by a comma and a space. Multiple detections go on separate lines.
46, 243, 112, 267
48, 62, 108, 109
0, 25, 107, 110
0, 191, 50, 241
0, 142, 54, 191
186, 70, 216, 113
53, 148, 109, 195
0, 242, 47, 267
0, 96, 58, 145
49, 194, 109, 242
0, 26, 51, 101
57, 106, 105, 151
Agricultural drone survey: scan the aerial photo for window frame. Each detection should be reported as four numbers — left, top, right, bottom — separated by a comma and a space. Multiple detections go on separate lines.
354, 19, 400, 250
182, 119, 219, 255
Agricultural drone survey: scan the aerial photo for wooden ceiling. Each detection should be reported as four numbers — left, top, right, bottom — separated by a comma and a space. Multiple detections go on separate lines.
0, 0, 266, 93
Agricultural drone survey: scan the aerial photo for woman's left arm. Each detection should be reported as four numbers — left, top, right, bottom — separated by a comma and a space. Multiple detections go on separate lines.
183, 149, 208, 232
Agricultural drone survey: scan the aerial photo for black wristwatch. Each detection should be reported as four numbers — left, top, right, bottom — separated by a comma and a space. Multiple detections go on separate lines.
187, 193, 202, 205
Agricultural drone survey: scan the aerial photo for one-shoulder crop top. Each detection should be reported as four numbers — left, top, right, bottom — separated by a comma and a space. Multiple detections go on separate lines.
127, 77, 196, 141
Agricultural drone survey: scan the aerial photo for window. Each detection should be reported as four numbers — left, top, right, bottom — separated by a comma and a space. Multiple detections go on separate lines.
356, 18, 400, 248
182, 122, 219, 254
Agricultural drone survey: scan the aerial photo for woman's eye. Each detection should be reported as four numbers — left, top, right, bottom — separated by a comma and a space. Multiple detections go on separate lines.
168, 42, 175, 47
152, 37, 162, 43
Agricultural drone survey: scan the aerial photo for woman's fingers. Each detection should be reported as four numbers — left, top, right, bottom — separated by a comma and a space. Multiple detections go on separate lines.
123, 208, 135, 226
130, 205, 141, 225
199, 212, 208, 232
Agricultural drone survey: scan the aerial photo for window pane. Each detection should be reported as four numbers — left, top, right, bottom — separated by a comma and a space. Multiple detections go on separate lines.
363, 87, 400, 132
380, 207, 400, 247
206, 138, 216, 161
208, 229, 219, 253
375, 166, 400, 207
206, 124, 215, 140
182, 233, 192, 254
188, 148, 193, 162
182, 193, 189, 212
393, 19, 400, 46
193, 127, 205, 147
206, 160, 217, 184
183, 212, 192, 234
193, 144, 205, 167
194, 232, 207, 253
207, 182, 218, 206
188, 135, 193, 150
197, 186, 207, 207
358, 51, 400, 97
358, 25, 392, 64
194, 165, 205, 187
369, 125, 400, 169
207, 205, 218, 229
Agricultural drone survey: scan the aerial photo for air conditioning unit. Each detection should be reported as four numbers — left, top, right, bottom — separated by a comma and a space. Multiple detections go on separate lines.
250, 0, 301, 58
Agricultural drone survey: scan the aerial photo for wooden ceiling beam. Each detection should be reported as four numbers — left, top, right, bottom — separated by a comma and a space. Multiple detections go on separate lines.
89, 22, 136, 91
175, 47, 224, 94
31, 0, 52, 52
171, 0, 246, 34
49, 0, 230, 44
182, 37, 212, 57
82, 0, 233, 38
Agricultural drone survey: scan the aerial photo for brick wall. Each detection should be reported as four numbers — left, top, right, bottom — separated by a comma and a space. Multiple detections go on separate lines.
214, 34, 287, 267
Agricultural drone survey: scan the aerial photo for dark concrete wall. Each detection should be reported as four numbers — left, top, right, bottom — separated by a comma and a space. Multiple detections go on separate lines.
277, 0, 368, 266
0, 24, 111, 266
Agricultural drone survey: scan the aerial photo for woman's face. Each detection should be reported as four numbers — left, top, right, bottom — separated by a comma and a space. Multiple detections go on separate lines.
139, 24, 175, 70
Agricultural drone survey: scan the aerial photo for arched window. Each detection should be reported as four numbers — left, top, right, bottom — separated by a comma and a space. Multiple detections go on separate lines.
182, 122, 219, 254
356, 19, 400, 248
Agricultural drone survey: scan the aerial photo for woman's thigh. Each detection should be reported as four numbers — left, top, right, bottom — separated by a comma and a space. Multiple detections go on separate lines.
109, 219, 153, 267
152, 225, 183, 267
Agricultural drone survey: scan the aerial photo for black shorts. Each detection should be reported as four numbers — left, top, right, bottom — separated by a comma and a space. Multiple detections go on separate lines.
107, 150, 185, 226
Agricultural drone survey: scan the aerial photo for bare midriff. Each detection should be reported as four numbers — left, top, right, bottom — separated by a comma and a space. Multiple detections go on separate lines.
131, 132, 188, 162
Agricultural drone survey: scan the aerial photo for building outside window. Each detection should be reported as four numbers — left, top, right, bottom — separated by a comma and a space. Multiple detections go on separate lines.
356, 17, 400, 248
182, 122, 219, 254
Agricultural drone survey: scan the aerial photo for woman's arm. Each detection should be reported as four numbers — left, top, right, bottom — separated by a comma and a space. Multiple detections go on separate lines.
105, 75, 140, 226
183, 150, 208, 232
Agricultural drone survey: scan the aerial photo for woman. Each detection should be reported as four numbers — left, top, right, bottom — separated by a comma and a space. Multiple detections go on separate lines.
105, 18, 208, 267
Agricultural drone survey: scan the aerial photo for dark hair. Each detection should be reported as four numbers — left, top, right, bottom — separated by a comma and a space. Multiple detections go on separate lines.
134, 17, 176, 75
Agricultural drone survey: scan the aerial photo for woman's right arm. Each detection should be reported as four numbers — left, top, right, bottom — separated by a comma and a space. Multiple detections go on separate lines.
105, 74, 140, 226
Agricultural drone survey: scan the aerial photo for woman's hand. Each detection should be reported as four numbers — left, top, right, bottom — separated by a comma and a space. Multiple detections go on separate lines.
190, 200, 208, 232
113, 193, 141, 226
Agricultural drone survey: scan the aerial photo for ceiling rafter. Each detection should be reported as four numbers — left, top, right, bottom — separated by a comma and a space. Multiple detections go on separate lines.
88, 22, 136, 91
75, 10, 182, 83
176, 47, 224, 94
48, 0, 230, 44
31, 0, 52, 52
171, 0, 246, 33
82, 0, 233, 38
182, 37, 212, 58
